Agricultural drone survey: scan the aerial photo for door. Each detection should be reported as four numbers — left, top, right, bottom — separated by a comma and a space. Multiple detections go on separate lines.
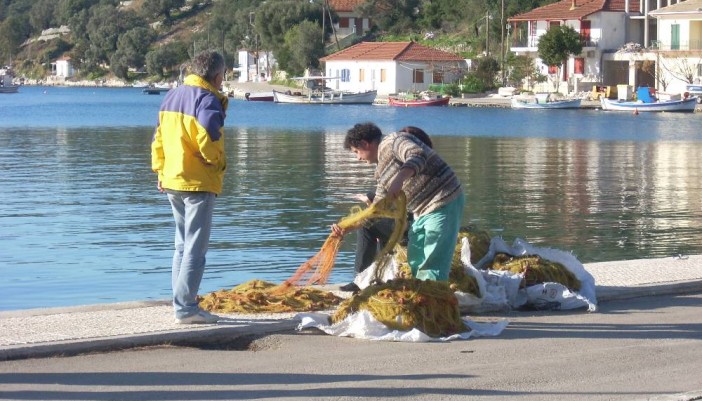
671, 24, 680, 50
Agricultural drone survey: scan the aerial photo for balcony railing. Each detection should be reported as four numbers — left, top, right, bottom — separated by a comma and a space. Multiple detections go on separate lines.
650, 39, 702, 51
510, 36, 599, 49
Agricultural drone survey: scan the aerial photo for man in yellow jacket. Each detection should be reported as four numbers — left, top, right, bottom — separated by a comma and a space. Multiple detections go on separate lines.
151, 50, 228, 324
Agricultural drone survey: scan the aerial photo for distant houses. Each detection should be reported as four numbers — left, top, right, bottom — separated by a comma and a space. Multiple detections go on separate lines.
320, 41, 467, 95
51, 56, 75, 79
508, 0, 702, 95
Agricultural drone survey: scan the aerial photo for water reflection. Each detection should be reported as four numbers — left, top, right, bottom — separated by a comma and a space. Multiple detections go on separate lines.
1, 126, 702, 310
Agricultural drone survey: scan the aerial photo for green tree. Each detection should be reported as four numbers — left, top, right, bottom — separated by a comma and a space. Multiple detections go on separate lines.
357, 0, 421, 34
146, 41, 188, 78
507, 54, 545, 90
475, 56, 499, 90
255, 0, 326, 54
0, 14, 30, 61
29, 0, 57, 33
141, 0, 186, 21
116, 27, 155, 69
537, 24, 582, 92
281, 20, 324, 76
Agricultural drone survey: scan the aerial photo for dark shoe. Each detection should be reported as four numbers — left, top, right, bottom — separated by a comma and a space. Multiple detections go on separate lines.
339, 282, 360, 292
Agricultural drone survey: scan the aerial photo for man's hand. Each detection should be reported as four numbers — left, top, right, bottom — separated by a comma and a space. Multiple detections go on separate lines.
157, 180, 164, 193
331, 224, 346, 238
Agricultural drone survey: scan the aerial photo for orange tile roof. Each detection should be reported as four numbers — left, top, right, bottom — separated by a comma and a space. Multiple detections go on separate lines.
327, 0, 365, 13
508, 0, 641, 21
320, 41, 464, 62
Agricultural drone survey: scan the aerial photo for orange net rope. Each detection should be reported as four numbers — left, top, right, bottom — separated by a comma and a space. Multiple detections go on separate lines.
277, 193, 408, 290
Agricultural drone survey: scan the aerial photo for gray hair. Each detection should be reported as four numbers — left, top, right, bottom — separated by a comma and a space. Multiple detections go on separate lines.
190, 50, 225, 82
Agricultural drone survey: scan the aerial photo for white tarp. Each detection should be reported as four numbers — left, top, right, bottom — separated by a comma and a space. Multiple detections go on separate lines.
296, 311, 508, 342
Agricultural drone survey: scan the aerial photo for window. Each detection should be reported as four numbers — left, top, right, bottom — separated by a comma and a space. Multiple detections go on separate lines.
548, 65, 558, 74
580, 20, 591, 44
413, 69, 424, 83
380, 69, 386, 83
341, 69, 350, 82
574, 58, 584, 74
359, 69, 365, 82
697, 64, 702, 77
549, 21, 560, 29
339, 17, 349, 28
432, 70, 444, 84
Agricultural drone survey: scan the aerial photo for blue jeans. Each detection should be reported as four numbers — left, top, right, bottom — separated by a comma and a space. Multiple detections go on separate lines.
408, 193, 465, 281
167, 191, 215, 319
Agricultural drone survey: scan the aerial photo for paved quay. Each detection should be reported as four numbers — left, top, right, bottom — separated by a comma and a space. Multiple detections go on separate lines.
1, 255, 701, 362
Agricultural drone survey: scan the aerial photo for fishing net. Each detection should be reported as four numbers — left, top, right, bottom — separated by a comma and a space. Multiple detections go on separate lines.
330, 278, 467, 337
199, 194, 408, 314
199, 279, 342, 313
281, 193, 408, 288
485, 252, 581, 291
457, 225, 491, 265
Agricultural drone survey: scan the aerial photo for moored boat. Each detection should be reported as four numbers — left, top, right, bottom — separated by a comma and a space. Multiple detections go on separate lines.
0, 67, 19, 94
511, 97, 581, 109
273, 88, 377, 104
245, 92, 274, 101
388, 92, 450, 107
685, 84, 702, 103
600, 87, 697, 112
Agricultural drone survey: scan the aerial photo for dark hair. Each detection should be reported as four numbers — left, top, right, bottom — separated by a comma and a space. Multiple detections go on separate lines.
344, 122, 382, 150
190, 50, 225, 82
399, 126, 433, 149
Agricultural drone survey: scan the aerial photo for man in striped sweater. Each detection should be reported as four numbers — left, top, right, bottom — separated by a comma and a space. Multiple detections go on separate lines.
339, 122, 465, 281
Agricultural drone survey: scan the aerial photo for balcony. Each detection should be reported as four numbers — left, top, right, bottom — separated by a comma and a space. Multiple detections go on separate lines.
651, 39, 702, 51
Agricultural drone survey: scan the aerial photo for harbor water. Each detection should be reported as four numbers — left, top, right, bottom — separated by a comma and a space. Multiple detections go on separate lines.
2, 85, 702, 310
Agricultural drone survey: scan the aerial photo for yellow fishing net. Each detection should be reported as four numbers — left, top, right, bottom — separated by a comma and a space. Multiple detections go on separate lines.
282, 193, 408, 287
199, 279, 342, 313
485, 252, 581, 290
330, 278, 467, 337
199, 194, 408, 314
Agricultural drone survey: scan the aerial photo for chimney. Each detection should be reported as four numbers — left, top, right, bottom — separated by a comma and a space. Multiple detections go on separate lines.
570, 0, 576, 10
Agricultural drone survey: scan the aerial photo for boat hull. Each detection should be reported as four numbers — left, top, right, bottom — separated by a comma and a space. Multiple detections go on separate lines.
600, 97, 698, 112
388, 96, 450, 107
273, 90, 377, 104
0, 85, 19, 94
511, 98, 581, 109
245, 92, 274, 101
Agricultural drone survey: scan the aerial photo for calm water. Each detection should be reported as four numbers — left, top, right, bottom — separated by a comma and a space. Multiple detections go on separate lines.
2, 86, 702, 310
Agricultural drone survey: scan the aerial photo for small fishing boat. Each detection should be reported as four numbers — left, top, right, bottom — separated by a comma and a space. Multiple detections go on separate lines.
600, 87, 697, 112
244, 92, 274, 101
272, 74, 377, 104
511, 97, 581, 109
0, 67, 19, 94
388, 92, 450, 107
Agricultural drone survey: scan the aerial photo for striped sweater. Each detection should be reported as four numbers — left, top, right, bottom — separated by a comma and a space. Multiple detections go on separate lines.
374, 132, 463, 217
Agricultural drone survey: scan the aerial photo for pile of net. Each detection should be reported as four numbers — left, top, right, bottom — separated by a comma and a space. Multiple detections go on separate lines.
484, 252, 581, 290
198, 194, 408, 315
330, 278, 467, 337
199, 279, 342, 314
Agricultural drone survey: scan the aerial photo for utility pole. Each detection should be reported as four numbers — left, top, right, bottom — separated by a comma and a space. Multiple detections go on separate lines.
486, 11, 490, 57
501, 0, 505, 85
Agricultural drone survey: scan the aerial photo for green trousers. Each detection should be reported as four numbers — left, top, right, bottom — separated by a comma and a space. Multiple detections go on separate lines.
407, 193, 465, 281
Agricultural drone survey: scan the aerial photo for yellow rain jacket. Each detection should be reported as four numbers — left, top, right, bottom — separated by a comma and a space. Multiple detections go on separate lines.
151, 74, 229, 195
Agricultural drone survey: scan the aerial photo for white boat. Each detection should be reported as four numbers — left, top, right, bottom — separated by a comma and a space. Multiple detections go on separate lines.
511, 97, 581, 109
0, 67, 19, 94
273, 88, 377, 104
600, 96, 698, 112
272, 74, 377, 104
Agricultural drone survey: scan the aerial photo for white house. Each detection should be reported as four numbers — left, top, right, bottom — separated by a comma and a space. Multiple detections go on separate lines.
51, 56, 74, 78
235, 49, 275, 83
648, 0, 702, 93
319, 41, 467, 95
508, 0, 695, 94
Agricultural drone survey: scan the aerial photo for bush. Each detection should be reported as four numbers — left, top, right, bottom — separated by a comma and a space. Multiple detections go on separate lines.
460, 74, 485, 94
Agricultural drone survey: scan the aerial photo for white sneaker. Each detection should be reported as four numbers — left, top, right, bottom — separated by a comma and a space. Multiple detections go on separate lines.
175, 310, 220, 324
